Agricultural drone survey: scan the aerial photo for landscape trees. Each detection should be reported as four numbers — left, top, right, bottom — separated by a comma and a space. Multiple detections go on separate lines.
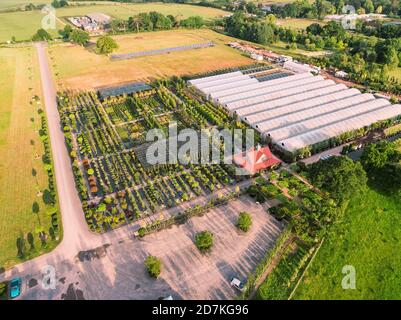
69, 29, 89, 46
96, 36, 118, 55
237, 212, 252, 232
195, 231, 214, 252
361, 140, 401, 193
144, 255, 162, 278
32, 29, 52, 41
308, 156, 367, 205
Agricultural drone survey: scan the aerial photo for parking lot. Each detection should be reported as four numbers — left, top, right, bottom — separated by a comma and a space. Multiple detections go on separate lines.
19, 195, 283, 300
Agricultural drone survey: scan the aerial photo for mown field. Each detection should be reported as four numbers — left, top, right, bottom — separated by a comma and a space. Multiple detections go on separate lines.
49, 29, 252, 89
0, 2, 228, 42
0, 0, 51, 10
294, 187, 401, 299
0, 46, 61, 270
276, 18, 325, 30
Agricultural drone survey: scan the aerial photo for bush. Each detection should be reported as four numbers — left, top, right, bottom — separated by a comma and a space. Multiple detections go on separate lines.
138, 227, 146, 237
195, 231, 214, 252
0, 282, 6, 297
237, 212, 252, 232
144, 255, 161, 278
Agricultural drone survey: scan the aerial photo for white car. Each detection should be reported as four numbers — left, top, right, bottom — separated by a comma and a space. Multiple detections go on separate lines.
230, 277, 245, 291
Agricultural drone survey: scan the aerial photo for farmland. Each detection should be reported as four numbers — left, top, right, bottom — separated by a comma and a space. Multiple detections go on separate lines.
49, 29, 253, 90
293, 187, 401, 299
0, 46, 61, 270
56, 70, 263, 232
0, 2, 229, 43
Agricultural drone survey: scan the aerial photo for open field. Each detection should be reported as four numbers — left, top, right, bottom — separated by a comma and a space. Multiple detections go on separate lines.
0, 0, 51, 10
49, 29, 253, 89
0, 2, 228, 42
0, 11, 64, 43
262, 40, 330, 58
293, 187, 401, 299
0, 46, 61, 270
56, 2, 229, 21
276, 18, 325, 30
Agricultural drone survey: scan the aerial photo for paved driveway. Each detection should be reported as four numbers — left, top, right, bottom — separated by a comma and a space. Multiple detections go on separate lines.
19, 196, 283, 300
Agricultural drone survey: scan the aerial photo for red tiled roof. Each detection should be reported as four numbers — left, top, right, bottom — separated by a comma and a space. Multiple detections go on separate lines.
233, 146, 281, 174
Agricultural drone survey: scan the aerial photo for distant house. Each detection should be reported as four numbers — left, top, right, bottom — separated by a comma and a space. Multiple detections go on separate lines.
233, 145, 281, 175
68, 12, 111, 32
250, 53, 263, 61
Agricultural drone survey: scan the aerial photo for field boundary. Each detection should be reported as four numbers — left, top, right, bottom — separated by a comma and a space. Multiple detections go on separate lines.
288, 237, 325, 300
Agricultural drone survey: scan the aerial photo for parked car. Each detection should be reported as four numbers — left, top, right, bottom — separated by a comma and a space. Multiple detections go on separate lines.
230, 277, 244, 291
8, 278, 22, 299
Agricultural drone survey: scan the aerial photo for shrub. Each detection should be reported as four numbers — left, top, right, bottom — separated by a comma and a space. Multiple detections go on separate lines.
144, 255, 161, 278
195, 231, 214, 252
0, 282, 6, 297
138, 227, 146, 237
237, 212, 252, 232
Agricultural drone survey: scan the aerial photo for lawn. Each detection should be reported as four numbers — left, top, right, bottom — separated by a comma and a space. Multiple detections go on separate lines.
0, 2, 229, 42
49, 29, 252, 90
0, 10, 63, 43
276, 18, 325, 30
293, 187, 401, 299
0, 46, 61, 270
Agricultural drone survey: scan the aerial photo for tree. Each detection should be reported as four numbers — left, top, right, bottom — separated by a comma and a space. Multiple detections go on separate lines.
59, 25, 72, 40
265, 14, 277, 24
237, 212, 252, 232
96, 35, 118, 55
195, 231, 214, 252
361, 141, 399, 171
69, 29, 89, 46
32, 28, 52, 41
308, 156, 367, 204
144, 255, 162, 278
364, 0, 374, 13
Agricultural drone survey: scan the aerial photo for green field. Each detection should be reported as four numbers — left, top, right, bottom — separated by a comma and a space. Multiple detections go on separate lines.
0, 46, 61, 270
294, 187, 401, 299
276, 18, 325, 30
0, 0, 51, 10
0, 2, 229, 42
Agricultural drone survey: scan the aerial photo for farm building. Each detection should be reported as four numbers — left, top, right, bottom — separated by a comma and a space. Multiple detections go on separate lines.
190, 69, 401, 156
233, 145, 281, 175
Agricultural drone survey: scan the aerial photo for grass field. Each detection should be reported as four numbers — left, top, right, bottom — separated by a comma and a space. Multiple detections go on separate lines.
0, 2, 228, 42
0, 46, 61, 270
49, 29, 252, 89
262, 40, 330, 58
0, 0, 51, 10
0, 10, 64, 43
293, 187, 401, 299
276, 18, 325, 30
